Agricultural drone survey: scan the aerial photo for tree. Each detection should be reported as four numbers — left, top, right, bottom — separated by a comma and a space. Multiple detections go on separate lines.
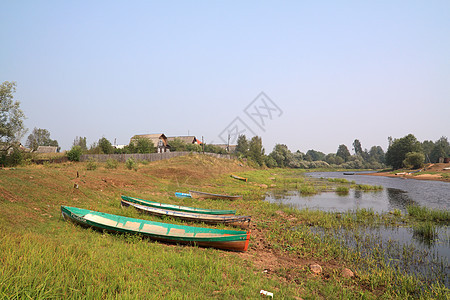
26, 127, 59, 151
98, 137, 114, 154
429, 136, 450, 163
235, 135, 249, 157
135, 137, 156, 153
421, 140, 434, 162
305, 149, 326, 161
385, 134, 422, 169
368, 146, 385, 164
336, 144, 351, 162
66, 146, 83, 161
168, 138, 186, 152
268, 144, 292, 167
0, 81, 26, 148
352, 139, 363, 156
403, 152, 425, 169
248, 136, 264, 166
73, 136, 87, 151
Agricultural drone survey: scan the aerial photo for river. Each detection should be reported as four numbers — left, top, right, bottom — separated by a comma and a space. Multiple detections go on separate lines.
265, 171, 450, 213
264, 171, 450, 287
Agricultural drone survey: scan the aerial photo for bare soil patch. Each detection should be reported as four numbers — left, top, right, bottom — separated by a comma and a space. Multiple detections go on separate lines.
365, 163, 450, 182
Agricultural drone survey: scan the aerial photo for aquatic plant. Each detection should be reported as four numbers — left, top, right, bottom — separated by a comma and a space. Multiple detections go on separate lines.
299, 184, 317, 195
407, 205, 450, 223
412, 222, 438, 245
335, 186, 349, 195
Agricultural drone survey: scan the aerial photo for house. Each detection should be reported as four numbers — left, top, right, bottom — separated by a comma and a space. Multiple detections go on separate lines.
166, 136, 202, 145
214, 144, 237, 153
35, 146, 59, 153
0, 142, 30, 154
130, 134, 170, 153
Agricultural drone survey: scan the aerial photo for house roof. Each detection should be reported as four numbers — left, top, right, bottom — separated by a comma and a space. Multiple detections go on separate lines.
166, 136, 199, 144
213, 144, 237, 152
35, 146, 58, 153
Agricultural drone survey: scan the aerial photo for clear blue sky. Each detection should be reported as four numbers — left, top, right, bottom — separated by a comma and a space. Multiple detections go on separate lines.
2, 1, 449, 153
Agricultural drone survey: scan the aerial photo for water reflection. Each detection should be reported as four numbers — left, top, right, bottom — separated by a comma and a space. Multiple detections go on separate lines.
306, 171, 450, 210
311, 225, 449, 287
265, 188, 418, 213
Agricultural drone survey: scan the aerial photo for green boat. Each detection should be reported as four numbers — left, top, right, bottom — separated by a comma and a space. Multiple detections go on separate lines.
61, 206, 250, 251
121, 195, 236, 215
189, 190, 243, 201
121, 199, 251, 226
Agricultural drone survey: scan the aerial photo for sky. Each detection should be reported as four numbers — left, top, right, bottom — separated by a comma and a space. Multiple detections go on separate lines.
1, 1, 449, 154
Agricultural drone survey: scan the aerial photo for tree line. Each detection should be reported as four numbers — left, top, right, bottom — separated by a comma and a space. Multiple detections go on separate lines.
1, 81, 449, 169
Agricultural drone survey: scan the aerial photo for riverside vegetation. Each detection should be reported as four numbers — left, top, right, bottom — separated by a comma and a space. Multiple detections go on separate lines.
0, 155, 448, 299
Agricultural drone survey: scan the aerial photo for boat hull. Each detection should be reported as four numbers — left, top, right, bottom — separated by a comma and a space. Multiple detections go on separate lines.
175, 192, 192, 198
121, 199, 251, 226
121, 195, 236, 215
230, 174, 248, 182
61, 206, 250, 252
189, 190, 243, 201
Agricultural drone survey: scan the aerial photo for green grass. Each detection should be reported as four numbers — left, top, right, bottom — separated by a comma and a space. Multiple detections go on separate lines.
353, 184, 383, 191
327, 178, 349, 184
335, 186, 350, 194
0, 158, 448, 299
407, 205, 450, 223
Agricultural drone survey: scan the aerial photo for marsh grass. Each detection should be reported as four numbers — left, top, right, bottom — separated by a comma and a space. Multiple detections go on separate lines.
407, 205, 450, 223
353, 184, 383, 191
412, 222, 438, 244
335, 186, 349, 195
299, 184, 317, 195
327, 178, 349, 184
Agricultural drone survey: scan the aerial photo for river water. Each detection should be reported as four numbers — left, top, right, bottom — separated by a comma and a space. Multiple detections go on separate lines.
266, 171, 450, 213
264, 171, 450, 287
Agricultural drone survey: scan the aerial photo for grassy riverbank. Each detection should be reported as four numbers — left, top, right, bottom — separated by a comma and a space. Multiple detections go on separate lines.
0, 155, 448, 299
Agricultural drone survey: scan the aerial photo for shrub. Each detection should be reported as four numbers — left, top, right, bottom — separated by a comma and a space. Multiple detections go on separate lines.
9, 148, 24, 166
67, 146, 83, 161
126, 157, 137, 171
105, 159, 119, 169
403, 152, 425, 169
86, 159, 97, 170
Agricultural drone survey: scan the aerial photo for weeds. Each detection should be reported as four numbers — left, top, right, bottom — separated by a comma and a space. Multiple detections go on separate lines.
407, 205, 450, 223
105, 158, 119, 169
125, 158, 137, 171
86, 159, 97, 170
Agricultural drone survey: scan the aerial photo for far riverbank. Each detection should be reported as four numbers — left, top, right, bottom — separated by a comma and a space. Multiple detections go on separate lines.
363, 163, 450, 183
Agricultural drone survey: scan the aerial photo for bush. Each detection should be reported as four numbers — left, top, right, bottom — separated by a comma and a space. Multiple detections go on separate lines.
105, 159, 119, 169
403, 152, 424, 169
126, 157, 137, 171
86, 159, 97, 170
9, 148, 24, 166
67, 146, 83, 161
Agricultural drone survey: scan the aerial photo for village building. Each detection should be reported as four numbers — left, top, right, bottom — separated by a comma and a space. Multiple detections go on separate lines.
214, 144, 237, 153
35, 146, 59, 153
130, 134, 170, 153
166, 136, 202, 145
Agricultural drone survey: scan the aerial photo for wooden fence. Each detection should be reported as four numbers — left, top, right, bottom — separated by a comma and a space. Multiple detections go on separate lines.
80, 152, 232, 163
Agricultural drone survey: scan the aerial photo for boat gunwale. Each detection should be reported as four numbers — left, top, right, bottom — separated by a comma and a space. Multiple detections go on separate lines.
121, 200, 251, 225
189, 190, 243, 200
121, 195, 236, 215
